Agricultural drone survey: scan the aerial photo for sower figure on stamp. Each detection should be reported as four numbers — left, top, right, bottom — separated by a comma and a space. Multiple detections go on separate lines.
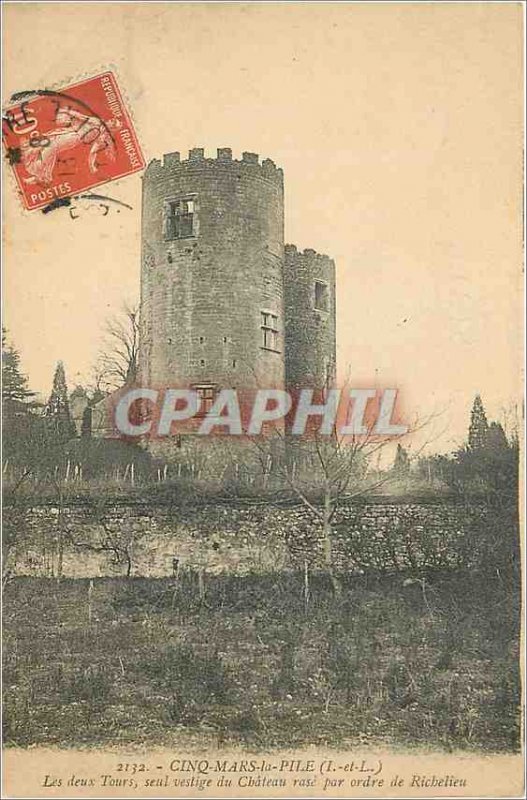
21, 103, 116, 186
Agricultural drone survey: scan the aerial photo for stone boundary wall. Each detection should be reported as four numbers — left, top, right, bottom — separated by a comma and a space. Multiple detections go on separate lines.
4, 499, 488, 579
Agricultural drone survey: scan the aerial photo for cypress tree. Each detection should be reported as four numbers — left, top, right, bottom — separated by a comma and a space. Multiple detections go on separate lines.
468, 394, 489, 451
44, 361, 76, 442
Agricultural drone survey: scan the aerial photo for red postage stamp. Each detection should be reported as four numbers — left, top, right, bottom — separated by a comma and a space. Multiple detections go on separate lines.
2, 71, 145, 211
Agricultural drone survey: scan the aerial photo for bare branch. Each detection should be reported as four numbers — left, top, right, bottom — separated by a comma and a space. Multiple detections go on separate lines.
93, 302, 139, 393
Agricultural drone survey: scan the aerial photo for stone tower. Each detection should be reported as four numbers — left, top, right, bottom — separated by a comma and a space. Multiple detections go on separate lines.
284, 245, 337, 392
138, 147, 336, 440
140, 148, 285, 398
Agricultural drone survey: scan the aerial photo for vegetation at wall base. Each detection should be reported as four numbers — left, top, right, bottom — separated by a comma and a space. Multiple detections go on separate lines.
3, 570, 520, 752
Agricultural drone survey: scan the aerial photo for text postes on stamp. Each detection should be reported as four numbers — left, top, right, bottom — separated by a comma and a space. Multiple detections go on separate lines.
2, 72, 145, 211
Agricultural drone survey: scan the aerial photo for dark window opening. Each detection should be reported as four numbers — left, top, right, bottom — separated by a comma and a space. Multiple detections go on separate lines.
314, 280, 329, 312
165, 198, 195, 239
199, 336, 204, 343
200, 359, 205, 366
194, 384, 217, 416
261, 311, 279, 351
232, 359, 236, 368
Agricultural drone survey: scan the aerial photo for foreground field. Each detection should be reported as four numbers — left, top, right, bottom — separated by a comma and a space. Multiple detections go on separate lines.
2, 571, 520, 751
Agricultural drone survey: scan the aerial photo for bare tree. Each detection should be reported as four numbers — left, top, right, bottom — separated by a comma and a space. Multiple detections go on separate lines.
93, 303, 139, 393
272, 429, 401, 597
250, 404, 433, 598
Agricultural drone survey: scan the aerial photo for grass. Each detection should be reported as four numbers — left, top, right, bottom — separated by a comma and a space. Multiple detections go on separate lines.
2, 570, 521, 752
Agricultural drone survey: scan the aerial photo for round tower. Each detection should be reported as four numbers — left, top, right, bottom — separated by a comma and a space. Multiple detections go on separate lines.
139, 147, 285, 399
284, 245, 337, 391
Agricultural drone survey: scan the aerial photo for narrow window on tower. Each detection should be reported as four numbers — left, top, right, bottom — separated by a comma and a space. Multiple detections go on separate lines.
165, 198, 196, 240
194, 384, 217, 416
261, 311, 279, 352
314, 280, 329, 312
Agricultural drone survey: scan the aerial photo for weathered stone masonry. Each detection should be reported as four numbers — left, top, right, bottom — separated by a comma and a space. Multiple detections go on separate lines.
139, 147, 337, 417
284, 245, 336, 390
6, 500, 487, 578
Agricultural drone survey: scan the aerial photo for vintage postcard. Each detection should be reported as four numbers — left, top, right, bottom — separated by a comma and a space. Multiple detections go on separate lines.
2, 3, 524, 799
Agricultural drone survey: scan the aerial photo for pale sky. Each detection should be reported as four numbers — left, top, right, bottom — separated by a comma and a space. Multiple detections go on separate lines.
3, 3, 524, 454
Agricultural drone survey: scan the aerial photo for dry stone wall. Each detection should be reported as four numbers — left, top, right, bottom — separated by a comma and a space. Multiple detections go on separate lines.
5, 499, 488, 579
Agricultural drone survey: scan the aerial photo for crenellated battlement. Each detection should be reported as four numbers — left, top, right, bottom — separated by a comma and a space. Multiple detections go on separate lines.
144, 147, 283, 184
285, 243, 334, 262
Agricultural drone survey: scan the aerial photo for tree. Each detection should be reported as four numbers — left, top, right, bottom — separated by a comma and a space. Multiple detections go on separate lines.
2, 328, 35, 413
434, 399, 520, 576
468, 394, 489, 451
44, 361, 76, 443
450, 398, 519, 505
487, 421, 509, 452
93, 303, 139, 393
2, 329, 47, 474
252, 419, 408, 599
393, 443, 411, 477
81, 406, 93, 437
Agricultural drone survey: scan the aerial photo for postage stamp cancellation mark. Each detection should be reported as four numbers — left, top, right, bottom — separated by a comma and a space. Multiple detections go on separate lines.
2, 72, 145, 211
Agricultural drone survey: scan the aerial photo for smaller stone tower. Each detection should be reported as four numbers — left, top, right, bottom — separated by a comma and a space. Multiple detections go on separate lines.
284, 245, 337, 391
